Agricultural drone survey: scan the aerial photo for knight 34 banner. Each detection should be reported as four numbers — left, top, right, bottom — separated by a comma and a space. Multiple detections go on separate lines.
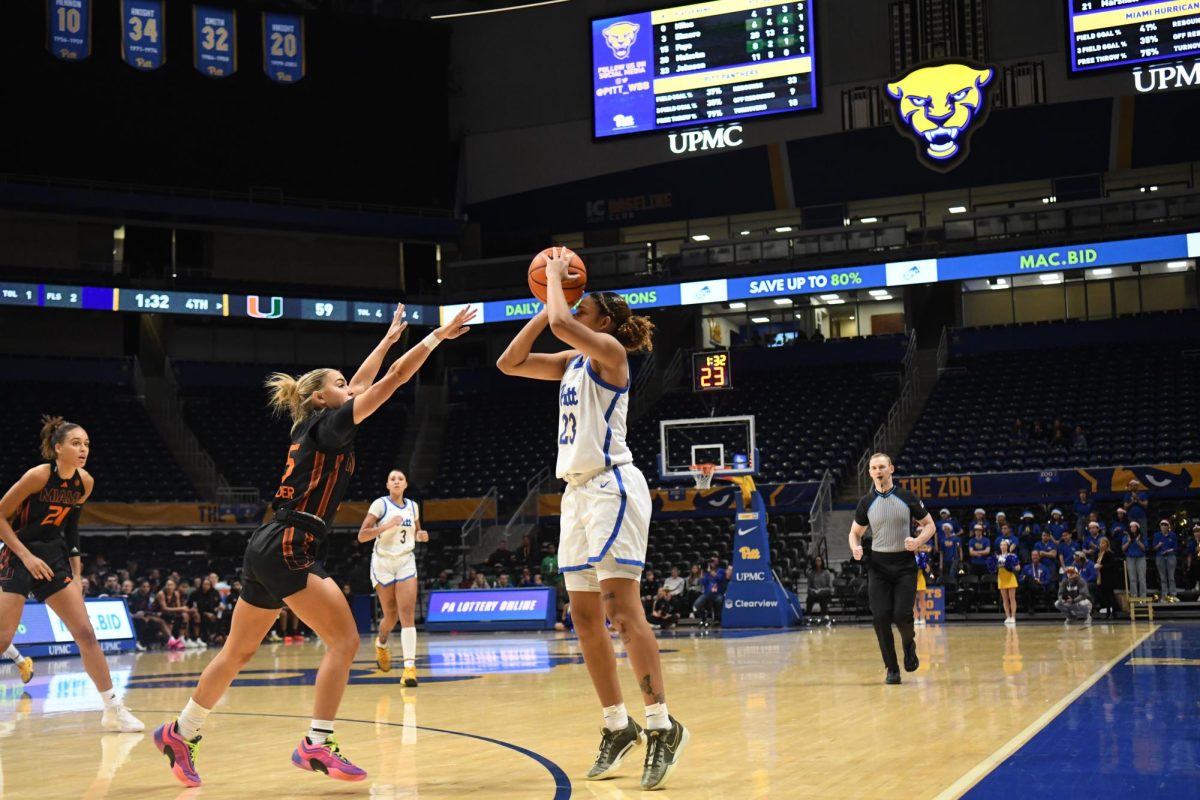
120, 0, 165, 71
262, 12, 305, 84
193, 5, 236, 78
47, 0, 92, 61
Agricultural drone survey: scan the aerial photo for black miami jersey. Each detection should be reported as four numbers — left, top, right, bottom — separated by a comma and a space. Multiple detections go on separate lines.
11, 464, 85, 547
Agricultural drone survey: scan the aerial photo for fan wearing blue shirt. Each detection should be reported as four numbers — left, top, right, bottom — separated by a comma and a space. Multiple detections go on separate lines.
967, 525, 992, 578
1058, 530, 1081, 570
1188, 525, 1200, 591
1073, 489, 1095, 537
1123, 480, 1149, 533
1045, 509, 1069, 542
993, 524, 1019, 561
969, 509, 992, 538
1020, 551, 1054, 612
1122, 521, 1149, 599
1110, 507, 1130, 540
936, 509, 961, 536
1014, 511, 1041, 562
1034, 530, 1059, 566
1152, 520, 1180, 602
939, 524, 962, 576
1073, 551, 1097, 586
1082, 522, 1103, 561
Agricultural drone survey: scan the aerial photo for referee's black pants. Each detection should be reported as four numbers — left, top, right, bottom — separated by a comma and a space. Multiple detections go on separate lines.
868, 550, 917, 672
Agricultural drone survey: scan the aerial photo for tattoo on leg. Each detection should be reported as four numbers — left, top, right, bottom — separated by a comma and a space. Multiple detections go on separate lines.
639, 674, 656, 698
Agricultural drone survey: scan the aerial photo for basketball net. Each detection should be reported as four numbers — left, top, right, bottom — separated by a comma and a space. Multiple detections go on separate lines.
689, 464, 717, 490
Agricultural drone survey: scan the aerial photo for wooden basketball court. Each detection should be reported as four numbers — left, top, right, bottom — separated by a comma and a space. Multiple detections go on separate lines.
1, 620, 1194, 799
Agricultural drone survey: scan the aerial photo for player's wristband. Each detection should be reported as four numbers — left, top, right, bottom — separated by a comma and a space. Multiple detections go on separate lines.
421, 332, 441, 351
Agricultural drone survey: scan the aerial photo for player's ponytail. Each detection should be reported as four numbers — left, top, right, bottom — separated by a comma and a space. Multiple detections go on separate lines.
265, 369, 333, 433
592, 291, 655, 353
40, 414, 81, 460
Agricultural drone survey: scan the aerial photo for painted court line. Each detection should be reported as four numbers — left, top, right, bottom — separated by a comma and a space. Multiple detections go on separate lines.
933, 623, 1159, 800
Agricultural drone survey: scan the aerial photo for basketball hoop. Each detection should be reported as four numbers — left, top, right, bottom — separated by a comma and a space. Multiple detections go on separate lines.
690, 463, 717, 490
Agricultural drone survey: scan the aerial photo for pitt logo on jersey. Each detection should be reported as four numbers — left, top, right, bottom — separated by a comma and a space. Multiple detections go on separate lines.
559, 386, 579, 407
602, 21, 639, 60
886, 60, 994, 172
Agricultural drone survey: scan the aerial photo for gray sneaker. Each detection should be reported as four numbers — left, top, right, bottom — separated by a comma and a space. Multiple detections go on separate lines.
640, 716, 689, 790
586, 719, 645, 780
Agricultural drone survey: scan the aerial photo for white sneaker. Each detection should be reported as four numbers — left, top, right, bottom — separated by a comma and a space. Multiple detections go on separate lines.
1082, 615, 1092, 627
1003, 617, 1016, 626
101, 704, 144, 732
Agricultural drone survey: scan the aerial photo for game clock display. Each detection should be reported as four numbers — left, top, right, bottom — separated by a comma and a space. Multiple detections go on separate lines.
1068, 0, 1200, 72
693, 350, 733, 391
593, 1, 817, 138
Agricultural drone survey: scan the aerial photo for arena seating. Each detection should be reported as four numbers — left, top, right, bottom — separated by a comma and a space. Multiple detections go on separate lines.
899, 312, 1200, 474
0, 358, 198, 502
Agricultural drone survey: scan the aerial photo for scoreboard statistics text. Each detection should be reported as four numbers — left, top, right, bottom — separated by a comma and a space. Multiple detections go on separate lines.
1068, 0, 1200, 72
593, 1, 817, 138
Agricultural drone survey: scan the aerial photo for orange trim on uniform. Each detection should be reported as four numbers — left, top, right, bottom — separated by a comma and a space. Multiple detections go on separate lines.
281, 525, 299, 569
314, 454, 345, 519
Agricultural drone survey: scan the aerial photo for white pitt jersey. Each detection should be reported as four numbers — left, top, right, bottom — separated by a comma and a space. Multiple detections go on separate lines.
367, 496, 418, 557
556, 354, 632, 478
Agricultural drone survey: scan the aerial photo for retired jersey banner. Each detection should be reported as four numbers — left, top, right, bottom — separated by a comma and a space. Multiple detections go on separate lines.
47, 0, 92, 61
193, 5, 236, 78
120, 0, 165, 71
262, 12, 305, 84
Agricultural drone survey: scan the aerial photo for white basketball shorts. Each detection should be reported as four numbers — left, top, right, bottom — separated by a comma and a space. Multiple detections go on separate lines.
559, 463, 651, 592
371, 551, 416, 587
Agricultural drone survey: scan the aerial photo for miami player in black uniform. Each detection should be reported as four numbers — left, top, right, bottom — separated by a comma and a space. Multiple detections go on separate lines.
0, 415, 143, 731
155, 303, 475, 788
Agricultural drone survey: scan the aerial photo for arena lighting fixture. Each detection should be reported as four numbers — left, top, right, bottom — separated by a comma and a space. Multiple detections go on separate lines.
1091, 268, 1113, 276
873, 294, 893, 300
1167, 261, 1189, 270
1039, 273, 1062, 283
739, 230, 752, 236
848, 316, 855, 320
430, 0, 570, 19
794, 313, 803, 319
729, 302, 747, 309
948, 206, 967, 214
1041, 196, 1058, 204
868, 289, 889, 297
825, 298, 846, 305
860, 217, 879, 223
774, 226, 794, 232
691, 234, 711, 242
751, 316, 771, 323
773, 298, 793, 305
990, 278, 1008, 289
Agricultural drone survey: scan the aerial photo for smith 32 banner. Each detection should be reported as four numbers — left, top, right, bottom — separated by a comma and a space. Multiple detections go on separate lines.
46, 0, 92, 61
193, 5, 236, 78
120, 0, 164, 71
262, 12, 305, 83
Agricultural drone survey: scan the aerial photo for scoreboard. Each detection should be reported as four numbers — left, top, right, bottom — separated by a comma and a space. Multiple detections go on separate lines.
1068, 0, 1200, 72
593, 1, 817, 138
692, 349, 733, 391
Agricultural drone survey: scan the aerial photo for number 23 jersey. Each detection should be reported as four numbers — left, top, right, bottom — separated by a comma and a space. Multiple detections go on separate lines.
556, 354, 632, 479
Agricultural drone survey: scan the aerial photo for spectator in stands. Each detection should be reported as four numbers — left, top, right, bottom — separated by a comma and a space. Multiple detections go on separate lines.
1015, 511, 1040, 562
1095, 536, 1120, 619
1045, 509, 1069, 542
994, 523, 1018, 558
1031, 420, 1047, 442
515, 534, 540, 571
120, 579, 135, 597
1020, 551, 1054, 612
693, 563, 726, 625
1083, 521, 1103, 561
1123, 480, 1150, 533
1073, 489, 1095, 537
1011, 417, 1028, 442
79, 577, 95, 598
1055, 563, 1093, 624
1050, 419, 1068, 449
1034, 530, 1059, 566
937, 508, 961, 535
1187, 524, 1200, 590
487, 539, 514, 571
1075, 551, 1097, 590
129, 579, 171, 648
1058, 530, 1080, 570
1087, 511, 1106, 534
431, 571, 455, 591
662, 567, 685, 613
1071, 425, 1088, 452
649, 588, 679, 629
1152, 519, 1180, 603
1123, 521, 1149, 598
805, 556, 834, 618
684, 564, 704, 609
459, 568, 478, 590
970, 508, 992, 537
100, 574, 121, 597
533, 574, 546, 587
939, 523, 962, 577
810, 330, 825, 343
471, 573, 489, 589
1111, 506, 1130, 540
639, 569, 660, 616
967, 525, 991, 577
497, 574, 511, 588
190, 578, 223, 645
517, 567, 535, 587
540, 543, 560, 587
155, 578, 200, 650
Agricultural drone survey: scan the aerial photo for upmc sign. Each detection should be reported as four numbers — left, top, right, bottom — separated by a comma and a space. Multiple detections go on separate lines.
1133, 60, 1200, 93
667, 124, 743, 154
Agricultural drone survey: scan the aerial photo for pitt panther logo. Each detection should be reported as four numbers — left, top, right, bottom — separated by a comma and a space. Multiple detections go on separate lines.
602, 21, 640, 60
738, 546, 761, 561
886, 60, 995, 172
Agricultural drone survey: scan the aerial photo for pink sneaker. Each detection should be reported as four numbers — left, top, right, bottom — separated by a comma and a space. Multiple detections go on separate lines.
154, 721, 201, 787
291, 734, 367, 782
167, 637, 185, 651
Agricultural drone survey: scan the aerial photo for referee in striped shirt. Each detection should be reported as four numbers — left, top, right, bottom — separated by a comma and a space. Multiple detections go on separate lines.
848, 453, 936, 684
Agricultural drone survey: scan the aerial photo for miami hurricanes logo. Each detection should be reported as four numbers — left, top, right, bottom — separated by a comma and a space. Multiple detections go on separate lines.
247, 295, 284, 319
886, 60, 994, 171
602, 21, 639, 60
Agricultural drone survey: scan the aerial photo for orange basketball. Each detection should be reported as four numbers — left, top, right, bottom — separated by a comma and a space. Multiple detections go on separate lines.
528, 247, 587, 305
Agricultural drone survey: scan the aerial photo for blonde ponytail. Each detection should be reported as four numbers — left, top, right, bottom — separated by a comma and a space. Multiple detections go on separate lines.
265, 369, 333, 434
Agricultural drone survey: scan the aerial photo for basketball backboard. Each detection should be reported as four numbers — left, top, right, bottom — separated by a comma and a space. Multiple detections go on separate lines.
658, 414, 757, 481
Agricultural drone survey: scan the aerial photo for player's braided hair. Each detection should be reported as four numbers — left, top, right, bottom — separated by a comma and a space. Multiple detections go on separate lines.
264, 369, 336, 434
591, 291, 654, 353
40, 414, 81, 460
